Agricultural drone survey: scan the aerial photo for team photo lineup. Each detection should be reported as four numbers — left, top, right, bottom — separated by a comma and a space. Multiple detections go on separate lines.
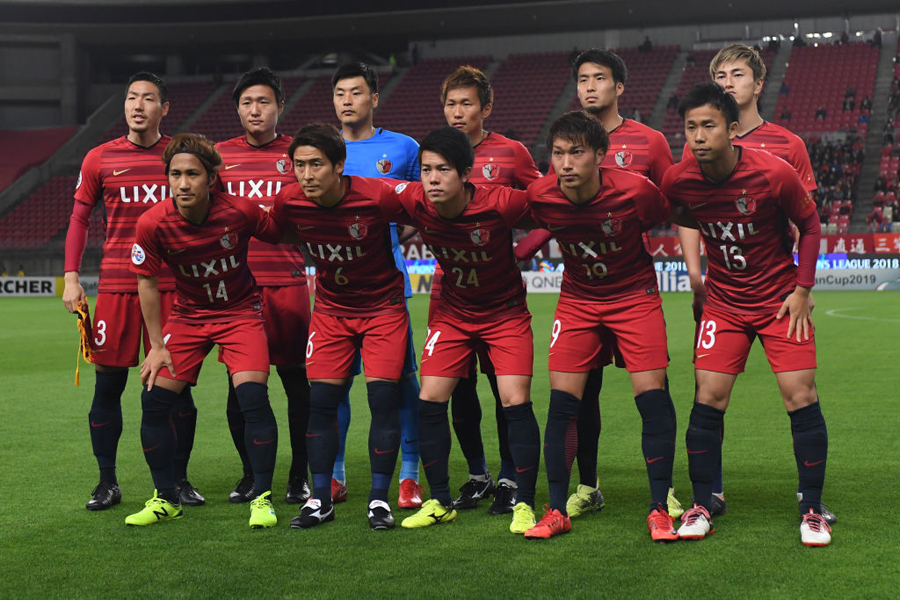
63, 44, 836, 546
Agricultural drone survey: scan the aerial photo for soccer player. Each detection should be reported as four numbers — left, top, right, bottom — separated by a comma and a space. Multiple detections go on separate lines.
381, 126, 541, 535
126, 133, 281, 528
330, 62, 424, 509
517, 48, 679, 519
678, 44, 833, 522
216, 67, 312, 506
62, 72, 203, 511
524, 111, 677, 542
270, 123, 407, 530
662, 82, 831, 547
439, 65, 542, 514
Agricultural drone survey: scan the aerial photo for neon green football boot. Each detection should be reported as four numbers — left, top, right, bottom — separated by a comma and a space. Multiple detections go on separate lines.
249, 491, 277, 529
125, 491, 183, 526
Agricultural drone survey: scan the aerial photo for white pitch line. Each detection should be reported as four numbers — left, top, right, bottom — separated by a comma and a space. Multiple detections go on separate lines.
823, 308, 900, 323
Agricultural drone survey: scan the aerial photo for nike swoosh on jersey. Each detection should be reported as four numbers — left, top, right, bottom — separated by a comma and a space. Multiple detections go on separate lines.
688, 202, 708, 209
224, 164, 242, 170
548, 225, 567, 232
167, 248, 187, 254
112, 169, 131, 176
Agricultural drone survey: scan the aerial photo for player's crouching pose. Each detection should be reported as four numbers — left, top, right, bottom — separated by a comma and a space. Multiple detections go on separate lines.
127, 133, 281, 528
661, 82, 831, 547
270, 123, 408, 531
525, 112, 677, 541
383, 126, 542, 534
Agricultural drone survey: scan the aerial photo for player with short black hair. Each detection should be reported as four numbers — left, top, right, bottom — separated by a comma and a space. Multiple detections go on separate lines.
127, 133, 281, 528
271, 122, 409, 530
217, 67, 312, 506
378, 126, 541, 535
524, 111, 677, 542
330, 62, 425, 509
662, 82, 831, 547
520, 49, 680, 521
63, 71, 203, 512
678, 45, 831, 522
439, 65, 543, 514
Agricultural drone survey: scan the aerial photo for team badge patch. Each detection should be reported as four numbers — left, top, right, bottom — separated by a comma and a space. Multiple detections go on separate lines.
76, 172, 82, 190
735, 195, 757, 216
482, 163, 499, 181
394, 182, 409, 194
220, 232, 238, 249
349, 222, 368, 240
131, 244, 145, 265
615, 151, 633, 168
470, 228, 490, 246
276, 159, 290, 174
377, 158, 393, 175
601, 218, 622, 236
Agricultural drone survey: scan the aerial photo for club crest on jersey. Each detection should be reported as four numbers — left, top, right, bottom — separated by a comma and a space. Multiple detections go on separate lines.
220, 231, 238, 249
482, 162, 499, 181
376, 159, 393, 175
349, 222, 368, 240
735, 195, 757, 216
276, 159, 290, 174
615, 151, 633, 168
470, 228, 490, 246
131, 244, 145, 265
601, 218, 622, 236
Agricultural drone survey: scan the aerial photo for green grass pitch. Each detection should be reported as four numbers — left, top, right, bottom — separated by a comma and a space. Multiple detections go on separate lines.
1, 291, 897, 598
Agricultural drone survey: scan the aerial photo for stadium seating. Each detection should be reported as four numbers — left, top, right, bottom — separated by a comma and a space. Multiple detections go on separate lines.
772, 43, 879, 136
486, 52, 571, 148
0, 127, 76, 192
0, 175, 78, 249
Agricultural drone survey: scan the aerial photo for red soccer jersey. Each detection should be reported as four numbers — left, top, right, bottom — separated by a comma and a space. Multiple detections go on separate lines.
130, 191, 280, 323
271, 176, 406, 317
548, 118, 673, 186
385, 181, 529, 322
470, 132, 542, 189
661, 146, 819, 315
526, 168, 670, 301
216, 134, 307, 288
73, 135, 176, 292
681, 121, 817, 191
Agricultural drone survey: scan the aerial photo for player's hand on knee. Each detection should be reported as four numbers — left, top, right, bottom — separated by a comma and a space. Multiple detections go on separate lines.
141, 347, 175, 390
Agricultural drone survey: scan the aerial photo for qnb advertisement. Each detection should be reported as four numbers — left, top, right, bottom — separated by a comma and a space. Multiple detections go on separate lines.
4, 254, 898, 298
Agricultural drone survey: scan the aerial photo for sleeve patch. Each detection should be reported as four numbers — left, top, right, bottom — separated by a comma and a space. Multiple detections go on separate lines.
131, 244, 146, 265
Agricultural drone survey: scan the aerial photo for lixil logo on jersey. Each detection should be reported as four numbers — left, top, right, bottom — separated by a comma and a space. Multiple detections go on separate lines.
376, 158, 393, 175
220, 231, 238, 249
470, 228, 490, 246
349, 222, 368, 240
615, 151, 633, 168
735, 195, 757, 216
276, 159, 290, 175
601, 218, 622, 236
482, 163, 499, 180
131, 244, 145, 265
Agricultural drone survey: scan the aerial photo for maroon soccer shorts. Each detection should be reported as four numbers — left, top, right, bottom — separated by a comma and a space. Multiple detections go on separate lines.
158, 317, 270, 384
694, 303, 817, 375
90, 290, 176, 368
421, 308, 533, 378
306, 310, 409, 380
548, 293, 669, 373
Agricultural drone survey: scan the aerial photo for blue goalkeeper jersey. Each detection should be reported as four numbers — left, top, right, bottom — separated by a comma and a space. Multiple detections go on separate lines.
343, 128, 419, 297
